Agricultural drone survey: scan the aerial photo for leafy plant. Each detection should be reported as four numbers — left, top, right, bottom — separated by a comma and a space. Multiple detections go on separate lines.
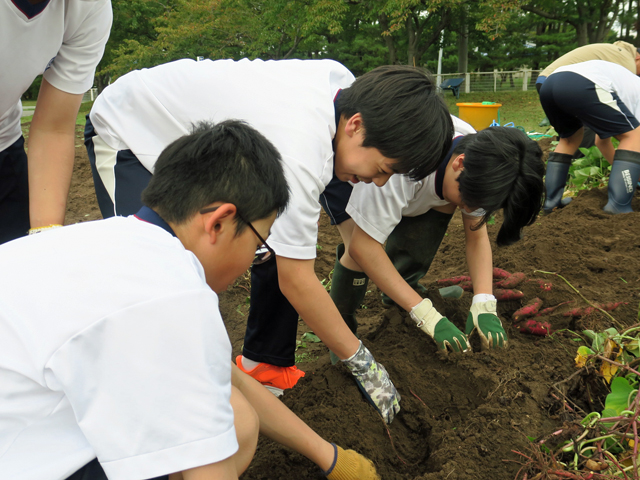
568, 145, 611, 191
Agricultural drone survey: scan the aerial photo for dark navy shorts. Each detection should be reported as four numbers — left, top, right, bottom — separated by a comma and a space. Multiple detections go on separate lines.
67, 458, 168, 480
319, 173, 352, 225
0, 136, 29, 243
84, 116, 153, 218
539, 71, 640, 139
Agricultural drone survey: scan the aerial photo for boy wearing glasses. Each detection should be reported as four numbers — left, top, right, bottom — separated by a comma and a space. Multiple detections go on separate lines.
0, 121, 380, 480
86, 58, 453, 423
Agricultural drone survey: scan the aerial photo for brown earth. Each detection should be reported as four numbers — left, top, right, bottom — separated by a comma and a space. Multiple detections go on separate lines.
65, 127, 640, 480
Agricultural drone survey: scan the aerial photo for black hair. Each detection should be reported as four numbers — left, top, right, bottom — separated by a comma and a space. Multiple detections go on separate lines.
455, 127, 544, 246
336, 65, 453, 180
142, 120, 290, 234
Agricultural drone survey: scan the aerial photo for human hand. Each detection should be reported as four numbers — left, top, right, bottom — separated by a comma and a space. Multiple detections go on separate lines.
342, 341, 400, 423
465, 300, 507, 350
410, 298, 471, 353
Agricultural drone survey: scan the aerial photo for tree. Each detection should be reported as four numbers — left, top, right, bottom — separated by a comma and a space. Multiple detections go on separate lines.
522, 0, 624, 46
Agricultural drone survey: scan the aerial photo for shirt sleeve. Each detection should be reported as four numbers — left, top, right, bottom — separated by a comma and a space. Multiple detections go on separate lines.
43, 0, 113, 94
44, 289, 238, 480
346, 176, 416, 244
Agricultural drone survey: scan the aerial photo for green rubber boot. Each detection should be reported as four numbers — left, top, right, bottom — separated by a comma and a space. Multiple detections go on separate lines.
329, 244, 369, 364
382, 210, 453, 308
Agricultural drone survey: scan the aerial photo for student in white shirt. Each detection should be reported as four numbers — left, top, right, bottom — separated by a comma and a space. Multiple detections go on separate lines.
0, 0, 112, 243
326, 123, 544, 355
0, 121, 380, 480
86, 58, 454, 423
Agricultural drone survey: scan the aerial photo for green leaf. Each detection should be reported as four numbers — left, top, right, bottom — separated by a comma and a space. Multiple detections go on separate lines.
301, 332, 321, 343
577, 345, 595, 356
604, 377, 635, 416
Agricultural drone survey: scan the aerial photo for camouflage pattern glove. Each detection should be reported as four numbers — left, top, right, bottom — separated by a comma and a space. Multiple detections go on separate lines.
465, 300, 507, 350
410, 298, 471, 353
342, 341, 400, 423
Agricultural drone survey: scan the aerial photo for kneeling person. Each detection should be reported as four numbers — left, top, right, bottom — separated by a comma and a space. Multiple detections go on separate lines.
331, 122, 544, 353
0, 121, 379, 480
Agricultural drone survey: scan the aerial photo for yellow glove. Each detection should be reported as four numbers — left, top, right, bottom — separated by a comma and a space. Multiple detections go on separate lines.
325, 444, 380, 480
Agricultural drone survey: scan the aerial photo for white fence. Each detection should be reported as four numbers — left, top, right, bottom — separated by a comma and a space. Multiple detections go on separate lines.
437, 69, 543, 93
81, 88, 98, 103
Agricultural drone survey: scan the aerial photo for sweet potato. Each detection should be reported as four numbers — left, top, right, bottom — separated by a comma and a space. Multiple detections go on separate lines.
512, 297, 543, 322
492, 267, 511, 280
495, 272, 527, 289
534, 301, 574, 317
437, 275, 472, 286
519, 319, 552, 336
494, 288, 525, 301
562, 302, 628, 317
458, 281, 474, 292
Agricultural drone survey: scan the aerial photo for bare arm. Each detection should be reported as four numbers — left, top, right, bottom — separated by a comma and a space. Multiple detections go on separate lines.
28, 78, 83, 229
348, 225, 421, 312
276, 256, 361, 360
462, 213, 493, 296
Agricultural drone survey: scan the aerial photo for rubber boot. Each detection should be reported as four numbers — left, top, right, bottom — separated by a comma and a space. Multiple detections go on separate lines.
604, 150, 640, 214
382, 209, 453, 308
329, 244, 369, 364
543, 152, 573, 214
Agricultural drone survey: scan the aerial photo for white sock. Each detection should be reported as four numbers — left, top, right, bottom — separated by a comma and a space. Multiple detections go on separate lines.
241, 356, 260, 370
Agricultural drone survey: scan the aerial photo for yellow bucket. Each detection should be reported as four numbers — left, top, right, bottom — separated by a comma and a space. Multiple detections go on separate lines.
456, 103, 502, 131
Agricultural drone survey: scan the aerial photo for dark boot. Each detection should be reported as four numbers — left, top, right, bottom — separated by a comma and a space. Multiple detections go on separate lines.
382, 210, 453, 307
543, 152, 573, 213
604, 150, 640, 214
329, 243, 369, 364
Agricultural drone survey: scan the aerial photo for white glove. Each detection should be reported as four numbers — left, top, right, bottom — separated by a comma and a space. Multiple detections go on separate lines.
465, 299, 507, 350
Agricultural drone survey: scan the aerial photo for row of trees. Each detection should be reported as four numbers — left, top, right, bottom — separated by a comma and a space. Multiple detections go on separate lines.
96, 0, 639, 88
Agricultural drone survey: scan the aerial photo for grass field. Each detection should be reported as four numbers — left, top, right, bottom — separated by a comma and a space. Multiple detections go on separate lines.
20, 99, 93, 126
443, 90, 547, 133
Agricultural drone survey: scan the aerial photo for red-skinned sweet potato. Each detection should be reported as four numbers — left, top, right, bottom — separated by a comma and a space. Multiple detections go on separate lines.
534, 301, 574, 317
528, 279, 553, 291
492, 267, 511, 280
519, 319, 552, 336
437, 275, 472, 286
494, 289, 525, 301
512, 297, 543, 322
495, 272, 527, 289
563, 302, 628, 317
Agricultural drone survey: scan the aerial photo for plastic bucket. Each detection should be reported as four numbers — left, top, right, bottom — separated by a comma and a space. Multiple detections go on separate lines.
456, 103, 502, 131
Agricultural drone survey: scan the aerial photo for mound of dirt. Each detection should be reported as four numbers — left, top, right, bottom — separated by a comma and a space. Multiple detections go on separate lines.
66, 133, 640, 479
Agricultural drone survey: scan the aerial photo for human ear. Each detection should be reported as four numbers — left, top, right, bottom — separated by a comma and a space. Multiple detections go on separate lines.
344, 113, 364, 137
202, 203, 237, 244
451, 153, 465, 172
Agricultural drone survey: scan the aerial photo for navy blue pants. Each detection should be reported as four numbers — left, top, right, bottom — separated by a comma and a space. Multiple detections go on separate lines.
0, 136, 29, 243
84, 117, 152, 218
67, 458, 168, 480
243, 174, 353, 366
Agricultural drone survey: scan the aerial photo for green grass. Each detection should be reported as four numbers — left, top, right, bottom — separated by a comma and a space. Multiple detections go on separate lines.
20, 99, 94, 126
443, 90, 546, 133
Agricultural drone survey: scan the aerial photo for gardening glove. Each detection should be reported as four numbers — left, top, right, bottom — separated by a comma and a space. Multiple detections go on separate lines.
342, 341, 400, 424
410, 298, 471, 353
324, 444, 380, 480
465, 299, 507, 350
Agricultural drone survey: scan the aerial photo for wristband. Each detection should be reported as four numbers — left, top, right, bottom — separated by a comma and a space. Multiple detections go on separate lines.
28, 224, 63, 235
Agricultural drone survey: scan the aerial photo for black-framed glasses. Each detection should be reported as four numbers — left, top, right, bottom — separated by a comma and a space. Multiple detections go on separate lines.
199, 206, 275, 265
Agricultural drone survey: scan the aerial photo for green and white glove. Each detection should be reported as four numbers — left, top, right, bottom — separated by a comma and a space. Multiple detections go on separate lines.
410, 298, 471, 353
465, 298, 507, 350
342, 341, 400, 424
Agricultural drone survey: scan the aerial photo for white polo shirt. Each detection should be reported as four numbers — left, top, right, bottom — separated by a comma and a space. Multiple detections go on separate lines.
90, 58, 355, 260
0, 217, 237, 480
0, 0, 112, 151
347, 116, 477, 244
552, 60, 640, 118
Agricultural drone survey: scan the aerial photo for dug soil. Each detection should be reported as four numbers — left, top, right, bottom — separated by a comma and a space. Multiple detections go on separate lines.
65, 128, 640, 479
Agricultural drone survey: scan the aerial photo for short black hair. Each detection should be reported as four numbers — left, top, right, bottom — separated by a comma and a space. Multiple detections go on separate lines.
336, 65, 453, 181
142, 120, 290, 234
455, 127, 544, 246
